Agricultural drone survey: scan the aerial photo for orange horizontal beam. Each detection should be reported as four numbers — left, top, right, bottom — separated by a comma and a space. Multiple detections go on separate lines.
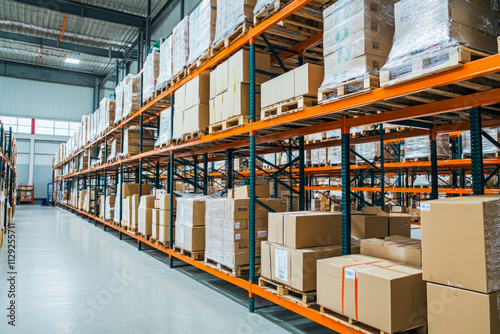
271, 31, 323, 64
305, 186, 500, 195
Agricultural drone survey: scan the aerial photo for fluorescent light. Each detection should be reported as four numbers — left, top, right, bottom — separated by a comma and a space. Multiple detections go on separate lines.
65, 58, 80, 64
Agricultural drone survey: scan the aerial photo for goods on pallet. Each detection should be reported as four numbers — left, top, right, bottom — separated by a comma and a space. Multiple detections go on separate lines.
175, 197, 207, 252
232, 184, 270, 198
119, 126, 155, 157
404, 135, 451, 160
99, 98, 115, 135
427, 283, 500, 333
209, 49, 269, 126
104, 195, 116, 220
113, 183, 153, 225
156, 36, 173, 90
319, 0, 396, 100
261, 63, 323, 112
327, 146, 341, 165
353, 142, 380, 164
261, 242, 357, 292
114, 80, 125, 124
317, 254, 426, 333
268, 211, 342, 248
138, 195, 155, 236
122, 74, 141, 119
387, 213, 411, 237
463, 128, 499, 155
155, 108, 172, 147
155, 193, 176, 243
361, 235, 421, 267
351, 214, 389, 239
172, 16, 190, 77
309, 148, 328, 165
188, 0, 216, 66
142, 50, 161, 102
380, 0, 500, 86
106, 138, 121, 162
212, 0, 255, 47
421, 196, 500, 294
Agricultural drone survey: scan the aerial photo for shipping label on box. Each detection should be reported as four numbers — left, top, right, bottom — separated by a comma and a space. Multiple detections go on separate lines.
275, 247, 289, 282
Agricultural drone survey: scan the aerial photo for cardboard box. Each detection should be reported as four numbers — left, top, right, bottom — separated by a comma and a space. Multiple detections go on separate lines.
361, 206, 385, 215
139, 195, 156, 208
361, 236, 422, 267
427, 283, 500, 334
421, 195, 500, 294
159, 224, 174, 243
174, 83, 186, 112
138, 207, 152, 236
158, 194, 176, 211
351, 215, 389, 239
227, 49, 270, 87
176, 225, 205, 252
151, 209, 160, 239
387, 213, 411, 237
294, 63, 324, 98
183, 103, 209, 135
185, 73, 210, 110
317, 255, 427, 333
130, 194, 140, 229
159, 209, 172, 226
118, 183, 153, 199
233, 185, 270, 199
261, 241, 358, 292
177, 198, 206, 226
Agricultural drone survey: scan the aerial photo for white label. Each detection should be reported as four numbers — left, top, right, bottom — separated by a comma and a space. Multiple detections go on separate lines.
235, 233, 241, 240
258, 230, 267, 238
275, 247, 288, 282
344, 268, 357, 280
234, 222, 241, 229
420, 202, 431, 212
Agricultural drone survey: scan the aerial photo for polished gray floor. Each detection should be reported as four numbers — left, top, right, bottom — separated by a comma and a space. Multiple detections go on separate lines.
0, 206, 333, 334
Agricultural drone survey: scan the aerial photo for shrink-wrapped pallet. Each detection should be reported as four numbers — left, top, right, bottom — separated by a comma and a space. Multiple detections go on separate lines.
213, 0, 256, 47
172, 16, 189, 76
404, 135, 451, 160
99, 98, 116, 133
106, 138, 121, 162
142, 50, 161, 102
155, 108, 172, 147
114, 80, 125, 124
462, 128, 499, 155
319, 0, 396, 96
156, 36, 173, 90
119, 126, 155, 158
175, 196, 207, 252
188, 0, 216, 65
122, 74, 141, 119
354, 142, 380, 164
381, 0, 500, 86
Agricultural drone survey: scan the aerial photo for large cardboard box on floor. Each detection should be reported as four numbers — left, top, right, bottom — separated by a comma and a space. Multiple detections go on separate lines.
233, 185, 270, 199
157, 194, 176, 211
387, 213, 411, 237
421, 195, 500, 294
268, 211, 342, 248
427, 282, 500, 333
351, 214, 389, 239
138, 195, 155, 236
317, 254, 427, 333
176, 225, 205, 252
261, 241, 358, 292
361, 236, 422, 267
151, 209, 160, 239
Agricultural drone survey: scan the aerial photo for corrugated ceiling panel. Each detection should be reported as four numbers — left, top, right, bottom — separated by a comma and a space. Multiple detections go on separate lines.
16, 139, 30, 153
0, 76, 93, 121
34, 140, 61, 154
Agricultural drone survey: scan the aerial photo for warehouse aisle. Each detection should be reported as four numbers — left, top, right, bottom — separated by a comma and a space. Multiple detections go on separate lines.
0, 206, 332, 334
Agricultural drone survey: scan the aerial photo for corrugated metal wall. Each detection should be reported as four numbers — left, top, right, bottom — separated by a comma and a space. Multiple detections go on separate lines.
0, 76, 93, 121
16, 138, 30, 165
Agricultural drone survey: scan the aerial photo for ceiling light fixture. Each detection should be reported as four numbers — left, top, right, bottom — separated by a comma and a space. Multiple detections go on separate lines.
65, 58, 80, 64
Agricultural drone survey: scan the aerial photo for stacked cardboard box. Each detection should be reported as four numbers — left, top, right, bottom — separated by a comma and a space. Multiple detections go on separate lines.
381, 0, 500, 86
142, 50, 161, 102
463, 128, 499, 156
138, 195, 155, 236
120, 126, 155, 157
174, 73, 210, 138
188, 0, 216, 65
172, 16, 189, 76
175, 197, 207, 252
261, 63, 323, 109
404, 135, 451, 160
152, 193, 176, 244
262, 211, 350, 292
319, 0, 396, 96
114, 80, 125, 124
209, 49, 269, 125
317, 254, 426, 333
113, 183, 153, 228
106, 138, 121, 162
156, 36, 173, 90
212, 0, 256, 47
361, 235, 421, 267
155, 108, 172, 147
421, 196, 500, 332
122, 74, 141, 119
352, 207, 411, 239
99, 98, 115, 134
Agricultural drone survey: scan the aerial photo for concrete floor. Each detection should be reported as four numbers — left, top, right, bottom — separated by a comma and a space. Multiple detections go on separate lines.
0, 206, 334, 334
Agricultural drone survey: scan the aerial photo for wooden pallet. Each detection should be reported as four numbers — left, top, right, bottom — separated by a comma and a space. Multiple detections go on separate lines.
187, 50, 211, 74
155, 240, 170, 248
253, 0, 289, 25
320, 306, 426, 334
173, 245, 204, 260
204, 258, 259, 277
319, 75, 379, 104
261, 96, 317, 120
211, 23, 251, 57
171, 68, 188, 86
175, 131, 206, 144
258, 277, 316, 308
208, 115, 250, 134
380, 45, 490, 87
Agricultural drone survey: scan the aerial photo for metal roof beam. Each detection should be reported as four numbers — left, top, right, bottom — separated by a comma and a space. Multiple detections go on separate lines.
14, 0, 145, 28
0, 31, 124, 58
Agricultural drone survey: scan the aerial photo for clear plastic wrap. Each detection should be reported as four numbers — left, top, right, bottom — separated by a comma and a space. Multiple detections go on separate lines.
142, 50, 161, 102
188, 0, 216, 65
404, 135, 451, 159
122, 74, 141, 119
354, 143, 380, 164
307, 132, 325, 142
106, 138, 121, 162
325, 129, 341, 140
328, 146, 342, 165
172, 16, 190, 76
175, 196, 207, 251
319, 0, 396, 92
462, 128, 499, 155
114, 80, 125, 124
381, 0, 500, 86
119, 126, 155, 157
99, 98, 116, 133
155, 107, 172, 147
213, 0, 255, 47
253, 0, 273, 15
156, 36, 173, 90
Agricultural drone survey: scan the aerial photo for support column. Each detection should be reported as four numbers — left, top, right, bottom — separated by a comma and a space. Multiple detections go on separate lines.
225, 149, 234, 192
298, 136, 305, 211
379, 124, 385, 209
470, 107, 484, 195
169, 152, 175, 268
194, 155, 199, 193
430, 130, 439, 200
203, 153, 208, 195
341, 117, 351, 256
28, 137, 34, 185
